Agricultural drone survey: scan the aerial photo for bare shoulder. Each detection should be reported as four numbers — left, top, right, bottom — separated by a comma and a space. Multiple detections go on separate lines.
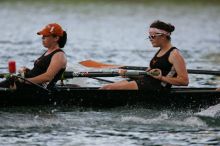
170, 48, 182, 57
169, 48, 185, 63
170, 48, 186, 59
51, 51, 67, 65
53, 51, 66, 59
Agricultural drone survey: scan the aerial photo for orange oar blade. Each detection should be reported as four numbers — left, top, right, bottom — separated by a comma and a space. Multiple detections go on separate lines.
79, 60, 122, 69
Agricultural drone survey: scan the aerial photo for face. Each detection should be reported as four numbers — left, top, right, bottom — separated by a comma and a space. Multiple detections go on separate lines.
148, 32, 164, 47
42, 35, 59, 48
148, 27, 171, 48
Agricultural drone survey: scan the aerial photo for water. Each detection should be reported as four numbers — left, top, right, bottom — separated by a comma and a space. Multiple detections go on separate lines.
1, 107, 220, 145
0, 0, 220, 145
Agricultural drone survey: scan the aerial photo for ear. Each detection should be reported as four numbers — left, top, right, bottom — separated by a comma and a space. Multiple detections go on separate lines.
162, 35, 167, 40
54, 36, 59, 42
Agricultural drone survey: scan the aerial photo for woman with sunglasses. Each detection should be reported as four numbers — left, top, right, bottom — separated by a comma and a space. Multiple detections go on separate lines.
0, 23, 67, 89
100, 20, 189, 90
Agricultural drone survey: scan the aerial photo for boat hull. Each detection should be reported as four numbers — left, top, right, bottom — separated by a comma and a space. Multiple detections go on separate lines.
1, 87, 220, 110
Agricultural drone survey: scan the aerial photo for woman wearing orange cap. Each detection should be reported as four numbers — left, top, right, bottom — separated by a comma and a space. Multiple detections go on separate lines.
100, 20, 189, 90
0, 23, 67, 89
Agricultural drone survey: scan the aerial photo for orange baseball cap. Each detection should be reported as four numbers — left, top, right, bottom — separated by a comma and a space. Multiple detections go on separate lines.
37, 23, 64, 37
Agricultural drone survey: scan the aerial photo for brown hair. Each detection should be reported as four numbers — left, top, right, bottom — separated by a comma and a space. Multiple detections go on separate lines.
57, 31, 67, 48
150, 20, 175, 40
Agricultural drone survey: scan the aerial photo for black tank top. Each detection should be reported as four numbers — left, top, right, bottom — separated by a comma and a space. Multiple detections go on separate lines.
149, 47, 177, 88
25, 49, 66, 89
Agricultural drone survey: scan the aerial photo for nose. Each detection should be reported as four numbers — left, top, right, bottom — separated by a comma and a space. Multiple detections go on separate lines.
149, 38, 154, 42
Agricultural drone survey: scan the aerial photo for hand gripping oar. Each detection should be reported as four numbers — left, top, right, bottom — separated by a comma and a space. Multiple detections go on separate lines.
15, 76, 50, 92
0, 73, 49, 92
63, 71, 159, 78
79, 60, 220, 76
1, 60, 49, 92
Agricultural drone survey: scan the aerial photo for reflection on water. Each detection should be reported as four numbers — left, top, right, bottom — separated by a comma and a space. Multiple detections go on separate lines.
0, 1, 220, 145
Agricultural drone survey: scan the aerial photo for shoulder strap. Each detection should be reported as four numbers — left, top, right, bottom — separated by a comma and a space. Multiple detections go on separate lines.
50, 49, 64, 56
163, 47, 178, 58
168, 47, 177, 54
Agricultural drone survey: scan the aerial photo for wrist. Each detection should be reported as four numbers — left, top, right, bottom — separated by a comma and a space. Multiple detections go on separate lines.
160, 76, 163, 81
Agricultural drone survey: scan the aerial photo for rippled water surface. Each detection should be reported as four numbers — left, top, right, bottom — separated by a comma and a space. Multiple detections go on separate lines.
1, 107, 220, 146
0, 0, 220, 145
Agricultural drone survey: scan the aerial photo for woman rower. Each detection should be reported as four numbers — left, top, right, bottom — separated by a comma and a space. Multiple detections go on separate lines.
0, 23, 67, 89
100, 20, 189, 90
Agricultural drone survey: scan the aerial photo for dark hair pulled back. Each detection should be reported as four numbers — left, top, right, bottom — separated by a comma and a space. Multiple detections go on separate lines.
57, 31, 67, 48
150, 20, 175, 40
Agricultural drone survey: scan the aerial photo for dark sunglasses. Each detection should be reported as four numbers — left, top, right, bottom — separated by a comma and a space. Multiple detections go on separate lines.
42, 35, 57, 39
148, 33, 163, 40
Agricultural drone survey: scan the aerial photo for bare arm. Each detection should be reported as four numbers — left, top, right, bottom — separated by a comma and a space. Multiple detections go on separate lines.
160, 50, 189, 86
27, 52, 67, 84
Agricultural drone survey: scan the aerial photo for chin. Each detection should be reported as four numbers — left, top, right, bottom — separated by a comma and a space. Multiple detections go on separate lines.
151, 42, 157, 47
42, 43, 47, 48
152, 44, 158, 47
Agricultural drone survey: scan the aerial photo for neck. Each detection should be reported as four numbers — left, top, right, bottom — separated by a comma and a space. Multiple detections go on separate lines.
47, 45, 60, 53
160, 42, 172, 51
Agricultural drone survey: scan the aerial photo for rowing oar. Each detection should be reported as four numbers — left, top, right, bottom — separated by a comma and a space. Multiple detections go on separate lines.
63, 71, 158, 78
89, 77, 115, 83
79, 60, 220, 76
0, 73, 49, 92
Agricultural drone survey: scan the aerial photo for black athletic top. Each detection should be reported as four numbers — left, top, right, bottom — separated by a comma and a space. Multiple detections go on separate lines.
136, 47, 177, 90
25, 49, 66, 89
